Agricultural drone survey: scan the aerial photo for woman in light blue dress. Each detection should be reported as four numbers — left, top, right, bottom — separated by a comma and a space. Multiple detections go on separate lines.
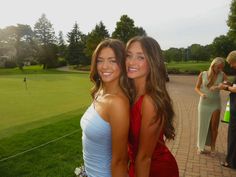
195, 57, 227, 155
80, 39, 130, 177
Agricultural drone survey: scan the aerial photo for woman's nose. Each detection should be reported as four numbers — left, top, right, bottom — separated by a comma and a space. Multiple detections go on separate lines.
101, 61, 109, 69
126, 58, 135, 65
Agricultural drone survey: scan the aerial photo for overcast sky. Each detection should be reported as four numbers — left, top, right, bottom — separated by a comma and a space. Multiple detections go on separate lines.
0, 0, 231, 49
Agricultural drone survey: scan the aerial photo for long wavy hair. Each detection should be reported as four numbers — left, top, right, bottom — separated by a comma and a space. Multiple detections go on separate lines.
207, 57, 225, 88
90, 38, 130, 99
126, 36, 175, 140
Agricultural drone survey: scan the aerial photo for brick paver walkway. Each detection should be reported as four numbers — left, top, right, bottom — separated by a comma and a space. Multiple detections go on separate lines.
166, 75, 236, 177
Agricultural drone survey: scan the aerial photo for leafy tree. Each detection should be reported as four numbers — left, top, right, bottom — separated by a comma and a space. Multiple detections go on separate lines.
163, 48, 182, 62
0, 24, 34, 69
37, 44, 58, 68
112, 15, 146, 43
85, 21, 109, 59
203, 44, 213, 60
188, 44, 209, 61
15, 24, 34, 69
227, 0, 236, 41
66, 22, 85, 65
212, 35, 235, 58
134, 27, 147, 36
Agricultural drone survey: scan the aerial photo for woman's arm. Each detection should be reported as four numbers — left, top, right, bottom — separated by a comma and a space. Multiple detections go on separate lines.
195, 72, 206, 98
109, 96, 129, 177
226, 85, 236, 93
135, 95, 163, 177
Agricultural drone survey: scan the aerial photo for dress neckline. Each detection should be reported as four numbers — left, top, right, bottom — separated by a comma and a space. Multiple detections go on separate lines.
91, 104, 110, 125
133, 95, 144, 106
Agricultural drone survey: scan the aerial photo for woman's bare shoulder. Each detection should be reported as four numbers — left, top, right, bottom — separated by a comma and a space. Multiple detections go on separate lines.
142, 94, 154, 106
142, 94, 156, 114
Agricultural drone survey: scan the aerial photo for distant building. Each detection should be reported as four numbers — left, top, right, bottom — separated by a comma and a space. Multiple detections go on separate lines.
0, 56, 8, 68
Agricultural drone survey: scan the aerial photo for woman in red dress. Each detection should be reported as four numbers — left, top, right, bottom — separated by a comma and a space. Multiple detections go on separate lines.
126, 36, 179, 177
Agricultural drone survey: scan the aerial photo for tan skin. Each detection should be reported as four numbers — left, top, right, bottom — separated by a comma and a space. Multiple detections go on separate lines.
95, 47, 129, 177
126, 41, 162, 177
195, 63, 227, 153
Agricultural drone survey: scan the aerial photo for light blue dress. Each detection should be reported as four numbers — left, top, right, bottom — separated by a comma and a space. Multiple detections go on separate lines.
80, 104, 112, 177
197, 71, 223, 151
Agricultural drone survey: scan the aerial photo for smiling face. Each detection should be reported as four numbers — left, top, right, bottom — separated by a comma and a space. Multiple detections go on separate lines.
126, 41, 149, 81
96, 47, 121, 84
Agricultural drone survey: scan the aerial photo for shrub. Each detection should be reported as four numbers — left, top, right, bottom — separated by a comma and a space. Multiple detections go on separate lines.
5, 60, 17, 68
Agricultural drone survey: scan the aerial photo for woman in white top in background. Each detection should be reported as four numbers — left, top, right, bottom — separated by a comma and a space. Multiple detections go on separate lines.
80, 38, 130, 177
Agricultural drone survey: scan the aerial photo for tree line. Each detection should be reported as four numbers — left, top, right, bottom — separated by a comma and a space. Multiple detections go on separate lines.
0, 0, 236, 70
0, 14, 146, 69
164, 0, 236, 63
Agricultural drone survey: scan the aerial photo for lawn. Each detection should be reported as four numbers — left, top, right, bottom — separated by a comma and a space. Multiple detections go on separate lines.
0, 112, 84, 177
167, 61, 211, 74
0, 73, 91, 138
0, 71, 91, 176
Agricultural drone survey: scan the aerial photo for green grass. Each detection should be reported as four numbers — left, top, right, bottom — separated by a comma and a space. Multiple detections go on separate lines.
0, 111, 84, 177
167, 61, 211, 74
0, 71, 92, 176
0, 73, 91, 138
0, 65, 62, 75
0, 65, 90, 75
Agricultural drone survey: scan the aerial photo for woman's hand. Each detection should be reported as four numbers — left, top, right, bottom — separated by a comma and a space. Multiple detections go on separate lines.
218, 83, 228, 90
201, 93, 207, 99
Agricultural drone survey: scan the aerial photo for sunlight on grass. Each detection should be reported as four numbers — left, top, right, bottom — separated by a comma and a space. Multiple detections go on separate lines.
0, 73, 91, 137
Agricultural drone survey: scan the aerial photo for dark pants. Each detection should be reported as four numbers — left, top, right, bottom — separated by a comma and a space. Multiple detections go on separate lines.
226, 93, 236, 169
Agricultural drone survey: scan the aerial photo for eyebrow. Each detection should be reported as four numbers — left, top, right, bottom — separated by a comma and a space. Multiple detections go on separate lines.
127, 51, 144, 55
97, 56, 116, 60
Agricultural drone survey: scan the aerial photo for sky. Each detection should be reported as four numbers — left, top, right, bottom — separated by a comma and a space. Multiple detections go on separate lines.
0, 0, 232, 49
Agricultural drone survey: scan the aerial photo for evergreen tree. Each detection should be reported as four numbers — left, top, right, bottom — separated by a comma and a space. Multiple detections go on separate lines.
85, 21, 109, 59
34, 14, 57, 68
34, 13, 56, 45
66, 22, 85, 65
57, 31, 66, 58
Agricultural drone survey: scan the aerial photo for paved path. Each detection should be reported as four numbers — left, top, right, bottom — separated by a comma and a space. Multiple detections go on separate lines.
166, 75, 236, 177
57, 66, 89, 73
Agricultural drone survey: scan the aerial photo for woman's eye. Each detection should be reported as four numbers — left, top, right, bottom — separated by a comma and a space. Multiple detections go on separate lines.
137, 56, 145, 60
126, 54, 132, 59
97, 60, 103, 63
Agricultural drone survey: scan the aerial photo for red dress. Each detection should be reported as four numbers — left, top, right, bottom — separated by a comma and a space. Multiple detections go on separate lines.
128, 96, 179, 177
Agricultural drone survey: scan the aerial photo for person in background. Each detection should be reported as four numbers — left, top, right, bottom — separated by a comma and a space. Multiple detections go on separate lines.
219, 51, 236, 169
80, 39, 130, 177
126, 36, 179, 177
195, 57, 227, 156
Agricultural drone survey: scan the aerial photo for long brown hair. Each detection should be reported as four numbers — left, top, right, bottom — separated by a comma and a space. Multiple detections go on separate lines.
90, 38, 130, 99
126, 36, 175, 140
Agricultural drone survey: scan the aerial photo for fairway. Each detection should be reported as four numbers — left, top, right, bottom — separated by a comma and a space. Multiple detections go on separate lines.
167, 61, 211, 73
0, 73, 91, 138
